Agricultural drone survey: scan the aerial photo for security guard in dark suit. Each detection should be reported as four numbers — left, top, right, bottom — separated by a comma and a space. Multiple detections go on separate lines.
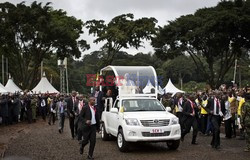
79, 97, 100, 160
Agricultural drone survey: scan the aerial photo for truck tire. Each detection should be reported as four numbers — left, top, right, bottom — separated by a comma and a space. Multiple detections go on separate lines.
167, 140, 180, 150
101, 123, 109, 141
117, 129, 129, 152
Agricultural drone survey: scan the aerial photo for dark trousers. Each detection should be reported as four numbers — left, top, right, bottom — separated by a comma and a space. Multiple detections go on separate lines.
26, 109, 32, 123
75, 117, 83, 141
181, 116, 198, 143
201, 114, 208, 134
176, 112, 184, 132
8, 109, 13, 125
2, 116, 8, 125
12, 115, 19, 123
58, 114, 65, 131
231, 114, 236, 137
74, 117, 78, 137
20, 108, 26, 121
69, 116, 75, 138
211, 115, 221, 147
48, 112, 56, 124
40, 107, 47, 121
224, 118, 232, 138
77, 127, 83, 141
80, 125, 96, 157
206, 116, 213, 134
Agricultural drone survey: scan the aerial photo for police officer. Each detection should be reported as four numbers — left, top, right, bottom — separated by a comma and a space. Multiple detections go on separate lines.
241, 94, 250, 152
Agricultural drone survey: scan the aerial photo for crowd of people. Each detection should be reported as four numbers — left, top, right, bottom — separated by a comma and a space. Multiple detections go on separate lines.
1, 84, 250, 158
161, 85, 250, 151
0, 90, 103, 160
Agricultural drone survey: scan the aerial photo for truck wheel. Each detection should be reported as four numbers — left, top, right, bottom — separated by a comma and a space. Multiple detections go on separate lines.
101, 123, 109, 141
167, 140, 180, 150
117, 129, 129, 152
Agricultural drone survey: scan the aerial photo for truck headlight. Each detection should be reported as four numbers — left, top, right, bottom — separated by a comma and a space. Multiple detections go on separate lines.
125, 118, 140, 126
171, 118, 179, 125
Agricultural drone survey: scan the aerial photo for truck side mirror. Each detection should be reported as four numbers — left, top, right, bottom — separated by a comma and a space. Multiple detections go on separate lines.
110, 108, 119, 113
166, 107, 171, 112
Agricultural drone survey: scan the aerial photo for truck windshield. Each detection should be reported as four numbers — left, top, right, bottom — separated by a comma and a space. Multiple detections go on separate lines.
122, 99, 165, 112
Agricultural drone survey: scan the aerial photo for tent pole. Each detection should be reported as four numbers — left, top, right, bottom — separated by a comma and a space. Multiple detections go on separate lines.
66, 63, 69, 94
41, 61, 43, 78
6, 58, 8, 82
2, 55, 4, 84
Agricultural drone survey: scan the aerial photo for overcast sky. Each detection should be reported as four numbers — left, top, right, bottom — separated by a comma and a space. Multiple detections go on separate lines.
1, 0, 219, 57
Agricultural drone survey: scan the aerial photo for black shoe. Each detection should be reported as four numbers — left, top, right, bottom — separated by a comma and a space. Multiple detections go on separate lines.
59, 129, 62, 134
48, 122, 51, 125
215, 145, 221, 150
78, 140, 82, 145
191, 142, 198, 145
181, 136, 184, 142
79, 148, 83, 155
238, 137, 245, 140
87, 155, 94, 160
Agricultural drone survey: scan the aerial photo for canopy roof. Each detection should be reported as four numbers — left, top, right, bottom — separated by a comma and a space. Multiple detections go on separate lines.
100, 66, 158, 97
158, 85, 165, 95
0, 82, 8, 93
5, 78, 22, 93
32, 73, 59, 94
143, 80, 155, 94
164, 79, 185, 94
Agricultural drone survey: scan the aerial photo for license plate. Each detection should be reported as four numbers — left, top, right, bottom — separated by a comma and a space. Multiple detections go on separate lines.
150, 129, 164, 133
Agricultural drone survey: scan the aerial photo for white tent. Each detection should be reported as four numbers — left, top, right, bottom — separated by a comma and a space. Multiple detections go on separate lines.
5, 77, 22, 93
164, 79, 185, 94
32, 73, 59, 94
0, 82, 8, 93
143, 80, 155, 94
157, 85, 165, 95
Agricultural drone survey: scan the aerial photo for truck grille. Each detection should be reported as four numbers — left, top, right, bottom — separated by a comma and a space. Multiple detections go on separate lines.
140, 119, 170, 127
141, 131, 170, 137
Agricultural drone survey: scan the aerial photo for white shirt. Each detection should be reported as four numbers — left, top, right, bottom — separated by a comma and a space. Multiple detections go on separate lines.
94, 91, 99, 105
78, 100, 84, 112
90, 106, 96, 125
60, 102, 64, 114
224, 101, 232, 120
213, 98, 221, 116
177, 98, 183, 112
41, 99, 46, 107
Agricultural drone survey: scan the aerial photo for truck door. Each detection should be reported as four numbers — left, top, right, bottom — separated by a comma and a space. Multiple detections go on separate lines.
109, 100, 120, 136
103, 97, 113, 131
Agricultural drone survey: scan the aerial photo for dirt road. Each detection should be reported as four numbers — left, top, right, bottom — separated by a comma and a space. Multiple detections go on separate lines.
1, 119, 249, 160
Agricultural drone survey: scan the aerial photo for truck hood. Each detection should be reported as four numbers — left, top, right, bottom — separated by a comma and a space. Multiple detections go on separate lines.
123, 111, 176, 120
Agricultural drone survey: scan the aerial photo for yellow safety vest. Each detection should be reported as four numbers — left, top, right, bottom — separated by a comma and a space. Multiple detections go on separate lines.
201, 100, 208, 114
237, 98, 245, 116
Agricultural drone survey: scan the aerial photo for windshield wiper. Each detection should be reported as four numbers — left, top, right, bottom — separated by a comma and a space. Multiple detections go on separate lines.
134, 109, 148, 111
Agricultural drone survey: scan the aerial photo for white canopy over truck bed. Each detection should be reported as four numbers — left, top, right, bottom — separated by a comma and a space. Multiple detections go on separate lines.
100, 66, 158, 98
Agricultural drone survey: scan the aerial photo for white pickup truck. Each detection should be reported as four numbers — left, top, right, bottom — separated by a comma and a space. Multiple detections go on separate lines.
99, 66, 181, 152
101, 96, 181, 152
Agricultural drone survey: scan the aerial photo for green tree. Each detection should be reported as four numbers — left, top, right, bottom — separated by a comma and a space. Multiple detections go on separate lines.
161, 55, 202, 85
152, 0, 250, 88
85, 13, 157, 67
0, 1, 89, 89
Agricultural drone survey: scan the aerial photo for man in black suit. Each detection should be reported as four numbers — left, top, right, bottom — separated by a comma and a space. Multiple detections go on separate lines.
39, 93, 48, 121
0, 95, 9, 125
206, 91, 223, 149
79, 97, 100, 160
74, 94, 85, 141
66, 91, 77, 139
181, 94, 199, 144
93, 87, 104, 119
